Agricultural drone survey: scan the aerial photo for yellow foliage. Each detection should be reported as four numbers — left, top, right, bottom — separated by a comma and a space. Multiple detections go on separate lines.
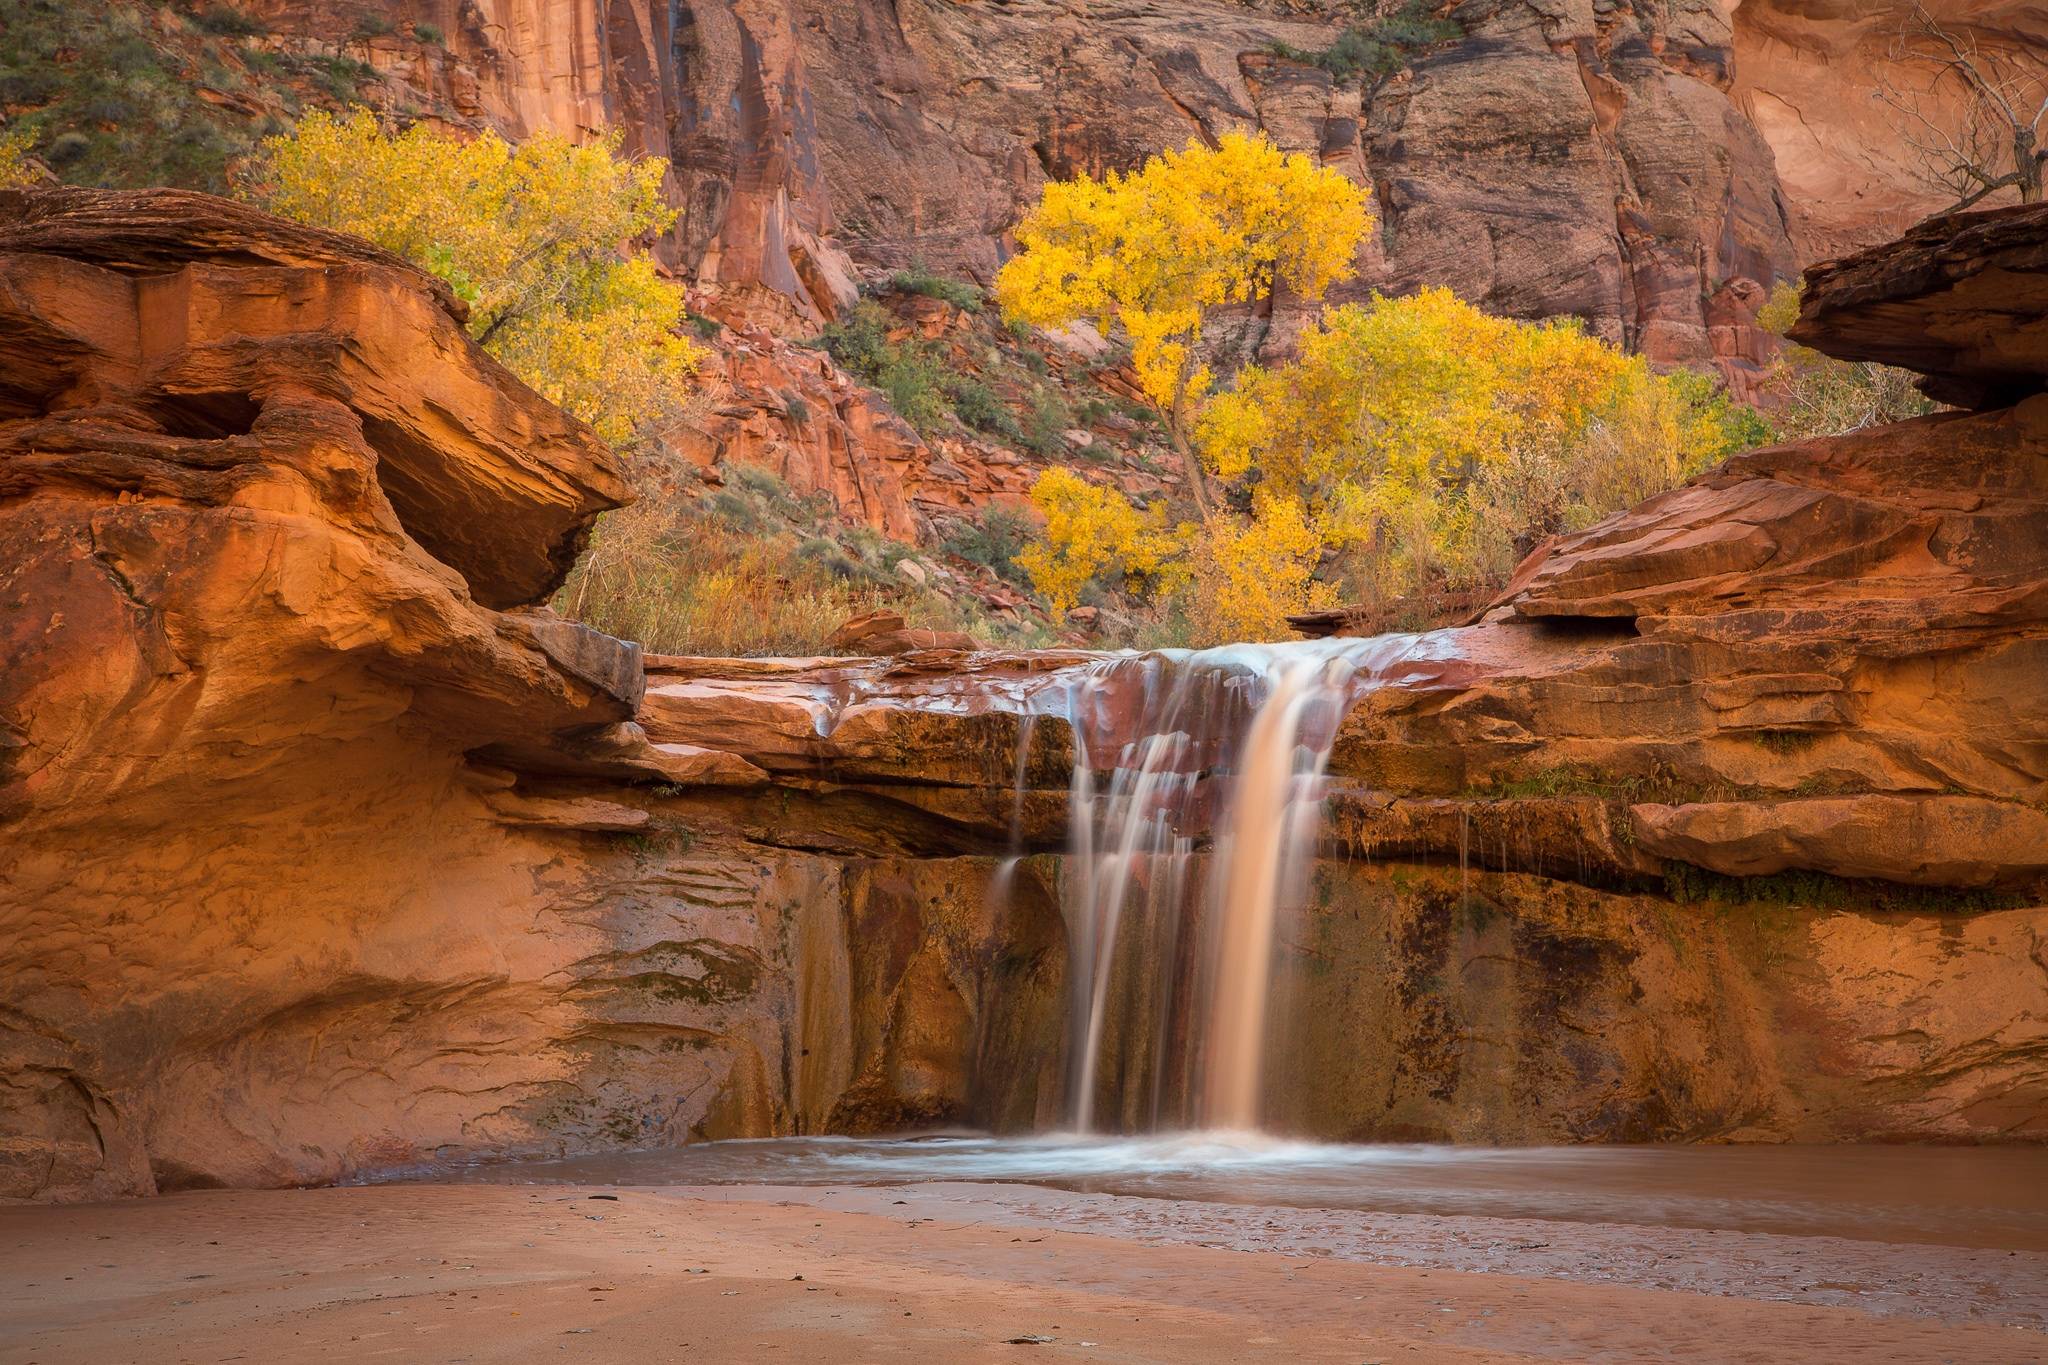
995, 130, 1373, 484
1756, 280, 1803, 336
0, 127, 39, 189
1197, 287, 1752, 624
1199, 287, 1635, 501
242, 109, 701, 445
1183, 496, 1337, 645
1017, 468, 1176, 616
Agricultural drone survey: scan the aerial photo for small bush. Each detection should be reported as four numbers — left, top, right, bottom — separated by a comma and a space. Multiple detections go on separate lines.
942, 505, 1033, 584
1270, 0, 1461, 85
1023, 388, 1073, 455
45, 131, 90, 166
818, 301, 949, 434
948, 375, 1020, 439
875, 349, 947, 433
312, 54, 374, 100
888, 263, 983, 312
193, 6, 265, 37
816, 301, 892, 377
412, 22, 445, 45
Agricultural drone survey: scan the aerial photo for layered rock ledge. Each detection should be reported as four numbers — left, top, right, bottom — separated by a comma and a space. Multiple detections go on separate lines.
4, 193, 2046, 1202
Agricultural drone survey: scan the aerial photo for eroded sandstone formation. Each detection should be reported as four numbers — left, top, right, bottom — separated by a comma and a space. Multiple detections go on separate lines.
4, 192, 2046, 1202
197, 0, 2038, 527
1731, 0, 2048, 259
0, 189, 1059, 1200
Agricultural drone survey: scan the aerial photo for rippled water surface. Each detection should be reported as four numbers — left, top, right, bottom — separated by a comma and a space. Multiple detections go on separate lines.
411, 1133, 2048, 1251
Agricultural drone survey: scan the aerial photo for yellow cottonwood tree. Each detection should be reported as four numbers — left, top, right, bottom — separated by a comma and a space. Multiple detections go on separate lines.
243, 109, 702, 445
1017, 468, 1178, 616
1199, 287, 1750, 617
0, 128, 38, 188
1184, 495, 1337, 645
995, 131, 1372, 513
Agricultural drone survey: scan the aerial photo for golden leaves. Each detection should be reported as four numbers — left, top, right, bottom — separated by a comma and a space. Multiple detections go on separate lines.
242, 109, 701, 446
994, 129, 1373, 464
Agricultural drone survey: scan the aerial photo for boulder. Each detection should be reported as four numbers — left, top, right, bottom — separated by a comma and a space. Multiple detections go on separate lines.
826, 609, 981, 656
1791, 202, 2048, 408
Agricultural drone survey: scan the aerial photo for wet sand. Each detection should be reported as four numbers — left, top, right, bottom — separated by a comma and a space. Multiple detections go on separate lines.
5, 1182, 2044, 1364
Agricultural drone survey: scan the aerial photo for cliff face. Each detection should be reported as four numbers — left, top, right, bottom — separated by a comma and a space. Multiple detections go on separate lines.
3, 191, 2045, 1200
233, 0, 1801, 380
0, 189, 1058, 1199
1731, 0, 2048, 260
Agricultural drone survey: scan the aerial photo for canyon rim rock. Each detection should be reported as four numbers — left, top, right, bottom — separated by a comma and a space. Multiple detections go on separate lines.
5, 196, 2048, 1202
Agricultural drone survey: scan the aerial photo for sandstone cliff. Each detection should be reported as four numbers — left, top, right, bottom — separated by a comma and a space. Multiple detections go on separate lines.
236, 0, 1813, 373
3, 191, 2045, 1200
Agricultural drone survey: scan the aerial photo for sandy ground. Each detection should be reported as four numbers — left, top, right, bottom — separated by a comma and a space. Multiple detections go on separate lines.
3, 1183, 2045, 1365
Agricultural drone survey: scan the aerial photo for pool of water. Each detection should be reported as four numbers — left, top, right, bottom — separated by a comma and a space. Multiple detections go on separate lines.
403, 1132, 2048, 1252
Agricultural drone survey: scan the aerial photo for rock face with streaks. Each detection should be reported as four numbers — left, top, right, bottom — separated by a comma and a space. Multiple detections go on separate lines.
248, 0, 1801, 372
4, 193, 2047, 1203
209, 0, 2042, 516
1730, 0, 2048, 260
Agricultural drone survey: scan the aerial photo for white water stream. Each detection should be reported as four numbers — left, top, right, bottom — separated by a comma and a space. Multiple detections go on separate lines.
1034, 634, 1455, 1133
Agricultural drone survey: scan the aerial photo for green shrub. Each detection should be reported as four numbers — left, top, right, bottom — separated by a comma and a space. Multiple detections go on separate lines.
942, 506, 1033, 584
875, 349, 947, 434
412, 22, 444, 45
887, 262, 983, 312
817, 301, 892, 376
193, 6, 264, 37
1270, 1, 1461, 85
817, 301, 949, 434
948, 375, 1020, 439
324, 53, 374, 92
1023, 387, 1072, 455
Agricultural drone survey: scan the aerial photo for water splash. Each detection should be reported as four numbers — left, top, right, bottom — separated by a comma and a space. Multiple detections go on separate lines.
1032, 633, 1455, 1133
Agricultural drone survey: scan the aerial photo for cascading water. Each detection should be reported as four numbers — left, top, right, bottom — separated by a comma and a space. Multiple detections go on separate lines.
1033, 634, 1453, 1135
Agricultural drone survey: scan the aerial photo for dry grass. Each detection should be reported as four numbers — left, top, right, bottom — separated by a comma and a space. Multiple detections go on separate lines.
556, 462, 1030, 657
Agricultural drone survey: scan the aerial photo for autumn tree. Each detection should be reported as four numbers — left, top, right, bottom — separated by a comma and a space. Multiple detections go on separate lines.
1199, 288, 1755, 619
1020, 289, 1761, 641
995, 131, 1373, 514
1875, 2, 2048, 210
242, 109, 702, 445
0, 127, 39, 189
1018, 467, 1179, 616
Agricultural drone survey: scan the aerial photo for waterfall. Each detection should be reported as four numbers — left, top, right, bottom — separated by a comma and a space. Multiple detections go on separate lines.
1034, 634, 1449, 1134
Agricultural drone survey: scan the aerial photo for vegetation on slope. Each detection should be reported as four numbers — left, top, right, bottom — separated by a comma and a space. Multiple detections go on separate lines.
0, 1, 1935, 655
0, 0, 374, 194
559, 457, 1047, 657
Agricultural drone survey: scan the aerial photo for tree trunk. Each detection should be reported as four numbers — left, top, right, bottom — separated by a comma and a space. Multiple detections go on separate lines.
2016, 128, 2042, 202
1169, 410, 1213, 518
